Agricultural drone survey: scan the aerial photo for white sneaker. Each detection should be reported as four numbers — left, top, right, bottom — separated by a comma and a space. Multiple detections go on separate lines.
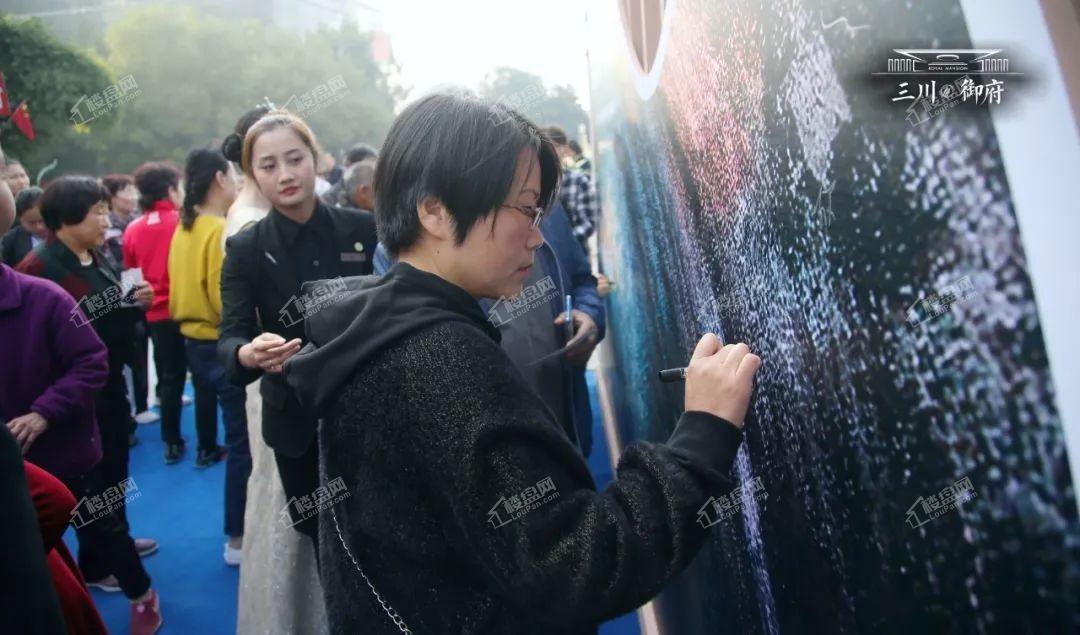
224, 542, 242, 566
134, 410, 160, 425
87, 574, 121, 592
181, 394, 192, 406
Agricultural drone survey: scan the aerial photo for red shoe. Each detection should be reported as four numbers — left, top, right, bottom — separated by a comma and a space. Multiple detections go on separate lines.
130, 588, 162, 635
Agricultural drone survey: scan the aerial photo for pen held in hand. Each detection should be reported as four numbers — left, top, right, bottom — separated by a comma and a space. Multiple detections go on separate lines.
658, 367, 687, 382
564, 294, 574, 340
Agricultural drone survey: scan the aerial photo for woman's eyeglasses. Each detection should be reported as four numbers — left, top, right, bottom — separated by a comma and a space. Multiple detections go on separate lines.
500, 204, 545, 228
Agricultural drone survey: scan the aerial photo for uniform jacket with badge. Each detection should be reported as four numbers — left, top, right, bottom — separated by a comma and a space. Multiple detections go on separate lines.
217, 203, 377, 457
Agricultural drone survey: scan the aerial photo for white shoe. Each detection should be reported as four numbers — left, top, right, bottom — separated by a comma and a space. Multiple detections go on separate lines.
134, 410, 160, 424
224, 542, 242, 566
181, 394, 192, 406
87, 574, 121, 592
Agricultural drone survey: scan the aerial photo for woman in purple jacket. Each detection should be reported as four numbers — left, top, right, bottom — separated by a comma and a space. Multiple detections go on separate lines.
1, 253, 163, 634
0, 263, 108, 476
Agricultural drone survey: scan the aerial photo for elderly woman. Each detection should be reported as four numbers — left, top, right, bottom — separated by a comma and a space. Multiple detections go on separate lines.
285, 92, 762, 634
16, 176, 162, 634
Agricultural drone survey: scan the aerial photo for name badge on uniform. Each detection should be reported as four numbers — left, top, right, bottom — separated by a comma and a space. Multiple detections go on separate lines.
146, 212, 161, 225
341, 241, 366, 262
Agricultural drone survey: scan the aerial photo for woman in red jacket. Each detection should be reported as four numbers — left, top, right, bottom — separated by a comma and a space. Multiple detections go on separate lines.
125, 162, 190, 464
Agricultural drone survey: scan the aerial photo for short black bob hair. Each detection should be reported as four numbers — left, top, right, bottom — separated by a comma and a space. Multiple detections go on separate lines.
39, 176, 110, 231
374, 91, 561, 255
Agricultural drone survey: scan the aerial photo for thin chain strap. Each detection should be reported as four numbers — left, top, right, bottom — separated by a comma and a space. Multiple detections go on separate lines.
329, 505, 413, 634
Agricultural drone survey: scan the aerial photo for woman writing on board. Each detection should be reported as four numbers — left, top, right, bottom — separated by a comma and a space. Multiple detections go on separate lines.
285, 91, 763, 633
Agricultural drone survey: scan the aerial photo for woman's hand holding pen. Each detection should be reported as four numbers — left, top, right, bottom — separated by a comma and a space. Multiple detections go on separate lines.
239, 332, 302, 374
555, 309, 599, 365
683, 334, 761, 428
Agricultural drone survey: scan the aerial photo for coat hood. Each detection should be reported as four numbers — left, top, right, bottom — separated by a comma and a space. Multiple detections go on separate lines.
283, 261, 500, 413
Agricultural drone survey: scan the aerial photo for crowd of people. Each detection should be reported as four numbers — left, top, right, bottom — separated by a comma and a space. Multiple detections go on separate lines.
0, 90, 760, 635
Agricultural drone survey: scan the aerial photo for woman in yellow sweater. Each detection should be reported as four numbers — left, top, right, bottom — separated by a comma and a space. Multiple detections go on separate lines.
168, 147, 250, 565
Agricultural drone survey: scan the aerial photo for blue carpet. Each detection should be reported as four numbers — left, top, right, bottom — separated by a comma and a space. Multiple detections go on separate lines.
64, 375, 639, 634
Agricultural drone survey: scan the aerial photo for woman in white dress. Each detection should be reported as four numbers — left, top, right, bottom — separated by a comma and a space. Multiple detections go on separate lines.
222, 107, 327, 634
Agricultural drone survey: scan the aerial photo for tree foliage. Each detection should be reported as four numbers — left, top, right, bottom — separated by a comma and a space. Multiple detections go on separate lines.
0, 15, 113, 176
1, 8, 588, 179
3, 6, 398, 176
478, 67, 588, 141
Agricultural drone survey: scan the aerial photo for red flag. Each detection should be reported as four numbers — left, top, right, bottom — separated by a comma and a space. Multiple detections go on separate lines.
0, 73, 11, 117
11, 100, 35, 141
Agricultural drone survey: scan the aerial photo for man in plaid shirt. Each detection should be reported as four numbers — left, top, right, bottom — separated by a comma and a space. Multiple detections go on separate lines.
545, 126, 598, 255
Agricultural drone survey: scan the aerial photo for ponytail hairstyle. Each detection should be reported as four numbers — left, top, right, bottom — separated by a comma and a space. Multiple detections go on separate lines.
240, 110, 321, 177
132, 161, 182, 211
181, 148, 229, 230
222, 106, 272, 164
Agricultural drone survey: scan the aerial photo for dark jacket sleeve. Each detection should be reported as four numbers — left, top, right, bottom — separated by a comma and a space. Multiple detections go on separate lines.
0, 227, 27, 268
569, 265, 604, 340
548, 203, 605, 340
0, 228, 14, 266
404, 322, 742, 630
217, 233, 264, 386
0, 428, 66, 635
29, 288, 109, 425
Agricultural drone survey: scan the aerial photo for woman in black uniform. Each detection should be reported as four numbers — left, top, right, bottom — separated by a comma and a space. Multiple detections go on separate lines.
217, 111, 378, 551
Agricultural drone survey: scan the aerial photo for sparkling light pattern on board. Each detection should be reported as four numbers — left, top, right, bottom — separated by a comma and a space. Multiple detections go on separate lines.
592, 0, 1079, 632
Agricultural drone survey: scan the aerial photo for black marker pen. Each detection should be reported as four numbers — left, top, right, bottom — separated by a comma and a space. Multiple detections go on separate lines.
658, 367, 687, 382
